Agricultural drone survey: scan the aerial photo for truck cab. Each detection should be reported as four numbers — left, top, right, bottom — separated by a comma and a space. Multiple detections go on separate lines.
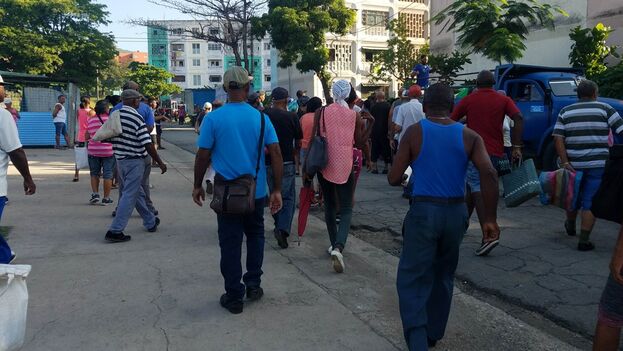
494, 64, 623, 170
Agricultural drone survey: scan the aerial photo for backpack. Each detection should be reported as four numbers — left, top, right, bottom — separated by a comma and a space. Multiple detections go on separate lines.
92, 110, 122, 141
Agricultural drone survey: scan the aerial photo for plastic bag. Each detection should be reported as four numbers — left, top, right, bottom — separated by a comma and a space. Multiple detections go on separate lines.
0, 264, 31, 351
74, 145, 89, 170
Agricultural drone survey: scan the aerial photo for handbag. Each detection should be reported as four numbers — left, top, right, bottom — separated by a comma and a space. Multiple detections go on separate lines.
501, 158, 542, 207
0, 264, 31, 351
210, 112, 265, 215
74, 145, 89, 170
539, 168, 583, 212
592, 145, 623, 223
304, 107, 328, 176
92, 110, 122, 141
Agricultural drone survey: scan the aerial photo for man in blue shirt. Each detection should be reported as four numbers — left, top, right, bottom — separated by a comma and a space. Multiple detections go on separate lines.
193, 66, 283, 314
411, 55, 431, 89
110, 81, 158, 216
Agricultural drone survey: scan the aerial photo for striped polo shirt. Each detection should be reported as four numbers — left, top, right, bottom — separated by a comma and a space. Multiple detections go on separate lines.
111, 106, 152, 160
553, 101, 623, 169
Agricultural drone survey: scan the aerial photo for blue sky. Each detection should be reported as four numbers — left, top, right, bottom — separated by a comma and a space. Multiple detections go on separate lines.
96, 0, 187, 52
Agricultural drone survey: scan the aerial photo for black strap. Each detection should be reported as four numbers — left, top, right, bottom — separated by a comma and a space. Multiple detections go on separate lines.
96, 114, 105, 125
255, 111, 265, 180
314, 107, 326, 137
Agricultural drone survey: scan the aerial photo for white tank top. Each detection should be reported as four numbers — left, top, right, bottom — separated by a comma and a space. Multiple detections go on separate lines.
53, 103, 66, 123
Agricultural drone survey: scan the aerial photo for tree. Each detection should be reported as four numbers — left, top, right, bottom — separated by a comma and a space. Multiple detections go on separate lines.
0, 0, 117, 88
98, 59, 130, 97
569, 23, 619, 79
429, 51, 472, 85
127, 63, 182, 98
594, 62, 623, 100
254, 0, 356, 102
431, 0, 567, 65
368, 19, 419, 90
133, 0, 266, 74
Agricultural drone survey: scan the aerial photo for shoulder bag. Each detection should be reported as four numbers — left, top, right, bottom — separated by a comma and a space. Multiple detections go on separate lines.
304, 107, 328, 177
92, 110, 122, 141
210, 112, 265, 215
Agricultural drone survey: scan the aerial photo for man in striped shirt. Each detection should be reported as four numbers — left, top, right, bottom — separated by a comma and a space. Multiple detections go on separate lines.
106, 89, 167, 243
553, 80, 623, 251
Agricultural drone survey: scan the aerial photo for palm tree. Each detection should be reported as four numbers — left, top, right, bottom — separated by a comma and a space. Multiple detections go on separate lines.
431, 0, 567, 65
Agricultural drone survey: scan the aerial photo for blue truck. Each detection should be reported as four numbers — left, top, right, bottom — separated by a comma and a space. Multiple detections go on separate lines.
492, 64, 623, 170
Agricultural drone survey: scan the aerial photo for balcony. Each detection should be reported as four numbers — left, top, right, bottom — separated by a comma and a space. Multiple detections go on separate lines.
363, 26, 389, 38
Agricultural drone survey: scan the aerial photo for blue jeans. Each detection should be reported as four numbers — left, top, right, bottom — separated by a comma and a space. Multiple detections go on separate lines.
109, 158, 156, 233
117, 156, 155, 213
397, 201, 468, 351
0, 196, 11, 264
217, 198, 266, 299
267, 163, 296, 235
54, 122, 67, 136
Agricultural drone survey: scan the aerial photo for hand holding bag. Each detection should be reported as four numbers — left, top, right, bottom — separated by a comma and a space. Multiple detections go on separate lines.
502, 158, 542, 207
210, 112, 265, 215
304, 107, 328, 177
539, 168, 583, 212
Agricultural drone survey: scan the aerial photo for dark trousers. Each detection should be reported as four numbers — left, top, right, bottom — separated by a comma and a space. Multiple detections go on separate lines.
217, 198, 266, 299
397, 201, 468, 351
318, 172, 355, 250
371, 133, 391, 164
0, 196, 11, 264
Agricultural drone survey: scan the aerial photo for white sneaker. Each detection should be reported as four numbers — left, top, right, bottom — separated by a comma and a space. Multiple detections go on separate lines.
331, 249, 344, 273
9, 251, 16, 263
327, 245, 333, 256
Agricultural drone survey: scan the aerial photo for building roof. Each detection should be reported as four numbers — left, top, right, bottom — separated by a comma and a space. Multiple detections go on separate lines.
0, 70, 76, 84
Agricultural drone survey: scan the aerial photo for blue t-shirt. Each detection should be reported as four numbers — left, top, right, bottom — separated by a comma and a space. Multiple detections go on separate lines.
197, 102, 278, 199
413, 64, 431, 88
111, 102, 155, 127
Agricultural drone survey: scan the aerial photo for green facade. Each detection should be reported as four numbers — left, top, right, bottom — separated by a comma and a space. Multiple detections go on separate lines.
224, 56, 262, 91
148, 26, 169, 70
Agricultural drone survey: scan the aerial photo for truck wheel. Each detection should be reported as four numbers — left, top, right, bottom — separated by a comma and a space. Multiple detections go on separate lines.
541, 142, 559, 171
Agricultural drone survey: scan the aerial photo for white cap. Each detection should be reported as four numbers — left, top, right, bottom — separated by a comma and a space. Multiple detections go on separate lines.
3, 98, 11, 104
203, 102, 212, 110
0, 74, 4, 85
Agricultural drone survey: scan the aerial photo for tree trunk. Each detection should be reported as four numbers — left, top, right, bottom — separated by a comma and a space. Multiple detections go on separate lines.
317, 70, 332, 103
231, 44, 243, 66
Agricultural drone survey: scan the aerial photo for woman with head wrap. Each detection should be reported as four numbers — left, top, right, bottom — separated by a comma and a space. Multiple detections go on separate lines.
310, 80, 368, 273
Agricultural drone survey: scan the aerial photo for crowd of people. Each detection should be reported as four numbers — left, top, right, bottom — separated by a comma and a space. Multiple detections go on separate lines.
0, 61, 622, 350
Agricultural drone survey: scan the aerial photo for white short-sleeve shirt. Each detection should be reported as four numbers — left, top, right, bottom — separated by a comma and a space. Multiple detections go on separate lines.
0, 109, 23, 197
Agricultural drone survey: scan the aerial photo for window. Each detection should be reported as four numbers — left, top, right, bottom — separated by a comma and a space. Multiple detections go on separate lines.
209, 75, 222, 83
172, 75, 185, 82
328, 48, 336, 62
362, 49, 381, 62
209, 28, 219, 36
208, 43, 221, 51
362, 10, 388, 27
171, 43, 184, 52
192, 43, 200, 55
399, 12, 425, 38
172, 28, 183, 35
550, 79, 577, 96
264, 43, 271, 50
172, 60, 184, 67
151, 44, 166, 55
152, 29, 158, 35
510, 83, 543, 102
193, 75, 202, 86
192, 59, 201, 67
266, 59, 271, 66
208, 59, 221, 67
265, 75, 271, 82
192, 27, 200, 34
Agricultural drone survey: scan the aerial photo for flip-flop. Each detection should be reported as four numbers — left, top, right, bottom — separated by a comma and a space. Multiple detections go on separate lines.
72, 178, 79, 182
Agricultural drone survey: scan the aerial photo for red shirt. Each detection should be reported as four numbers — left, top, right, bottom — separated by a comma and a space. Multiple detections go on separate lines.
451, 88, 520, 157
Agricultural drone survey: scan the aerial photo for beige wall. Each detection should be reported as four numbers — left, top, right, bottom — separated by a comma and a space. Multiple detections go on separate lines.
587, 0, 623, 65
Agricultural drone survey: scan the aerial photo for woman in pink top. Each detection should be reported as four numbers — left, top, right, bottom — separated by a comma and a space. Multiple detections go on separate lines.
315, 80, 368, 273
73, 96, 95, 182
84, 100, 115, 205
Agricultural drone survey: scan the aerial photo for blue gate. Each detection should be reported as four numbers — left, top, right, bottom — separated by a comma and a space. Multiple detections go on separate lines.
17, 112, 68, 147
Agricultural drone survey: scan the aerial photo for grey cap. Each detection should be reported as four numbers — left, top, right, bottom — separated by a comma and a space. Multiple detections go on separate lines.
121, 89, 142, 100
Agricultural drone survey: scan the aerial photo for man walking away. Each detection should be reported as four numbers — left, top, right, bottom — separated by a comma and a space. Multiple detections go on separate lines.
265, 87, 302, 249
370, 90, 392, 174
394, 85, 425, 143
451, 70, 524, 256
0, 74, 36, 263
553, 80, 623, 251
411, 55, 431, 90
193, 66, 283, 314
52, 94, 71, 149
106, 89, 166, 243
388, 83, 500, 350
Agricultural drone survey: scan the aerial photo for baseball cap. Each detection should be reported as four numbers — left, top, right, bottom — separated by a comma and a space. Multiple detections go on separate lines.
121, 89, 142, 100
408, 85, 422, 98
298, 95, 311, 106
3, 98, 12, 104
272, 87, 289, 101
223, 66, 251, 90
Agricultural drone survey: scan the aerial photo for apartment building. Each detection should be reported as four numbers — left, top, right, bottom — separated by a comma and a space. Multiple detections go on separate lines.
273, 0, 429, 100
147, 20, 272, 92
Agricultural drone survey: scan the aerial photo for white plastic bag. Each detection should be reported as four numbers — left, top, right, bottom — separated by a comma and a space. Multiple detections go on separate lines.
92, 110, 122, 141
0, 264, 31, 351
74, 145, 88, 170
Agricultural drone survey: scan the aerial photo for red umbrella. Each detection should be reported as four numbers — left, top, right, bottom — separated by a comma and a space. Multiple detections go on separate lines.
297, 185, 315, 245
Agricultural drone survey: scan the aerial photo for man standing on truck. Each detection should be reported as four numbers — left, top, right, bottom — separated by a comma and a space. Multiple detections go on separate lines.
451, 70, 524, 256
553, 80, 623, 252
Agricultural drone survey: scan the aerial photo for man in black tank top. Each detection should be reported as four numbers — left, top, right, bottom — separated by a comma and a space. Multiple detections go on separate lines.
387, 84, 500, 350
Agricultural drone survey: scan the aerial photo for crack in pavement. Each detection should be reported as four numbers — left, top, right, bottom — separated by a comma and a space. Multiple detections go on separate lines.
149, 264, 170, 351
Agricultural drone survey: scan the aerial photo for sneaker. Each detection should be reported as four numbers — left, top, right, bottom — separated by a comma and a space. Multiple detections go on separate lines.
112, 210, 116, 217
206, 180, 214, 195
9, 251, 16, 263
331, 249, 345, 273
153, 210, 159, 216
475, 239, 499, 256
274, 229, 289, 249
578, 241, 595, 251
148, 217, 160, 233
105, 231, 131, 243
89, 193, 100, 205
101, 198, 114, 206
220, 293, 243, 314
564, 220, 576, 236
327, 245, 333, 256
246, 286, 264, 301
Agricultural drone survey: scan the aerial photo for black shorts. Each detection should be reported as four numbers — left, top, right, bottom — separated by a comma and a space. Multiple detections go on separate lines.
156, 124, 163, 136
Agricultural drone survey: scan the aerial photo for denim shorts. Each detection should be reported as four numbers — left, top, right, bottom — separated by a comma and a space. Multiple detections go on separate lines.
88, 155, 116, 179
576, 167, 605, 211
466, 156, 509, 193
598, 274, 623, 327
54, 122, 67, 136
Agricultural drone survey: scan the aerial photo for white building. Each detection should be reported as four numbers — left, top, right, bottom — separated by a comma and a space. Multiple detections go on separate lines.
148, 20, 273, 93
273, 0, 429, 100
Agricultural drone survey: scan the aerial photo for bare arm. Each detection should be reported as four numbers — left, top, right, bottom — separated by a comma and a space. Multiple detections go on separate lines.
388, 126, 417, 186
145, 143, 166, 174
8, 148, 36, 195
554, 136, 573, 171
510, 112, 524, 159
468, 131, 498, 224
52, 104, 61, 118
354, 113, 367, 149
267, 143, 284, 214
192, 148, 212, 206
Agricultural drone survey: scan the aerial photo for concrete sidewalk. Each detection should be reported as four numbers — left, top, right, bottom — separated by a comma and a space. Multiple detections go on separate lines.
3, 142, 588, 350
